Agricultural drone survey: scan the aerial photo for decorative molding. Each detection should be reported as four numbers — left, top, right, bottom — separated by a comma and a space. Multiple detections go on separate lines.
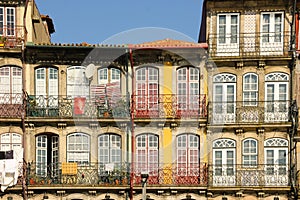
235, 128, 244, 134
258, 60, 266, 69
89, 123, 98, 129
257, 128, 265, 135
236, 61, 244, 69
57, 123, 67, 129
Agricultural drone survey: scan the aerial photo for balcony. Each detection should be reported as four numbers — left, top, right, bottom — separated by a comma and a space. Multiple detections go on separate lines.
26, 95, 129, 119
0, 26, 24, 48
208, 164, 288, 187
0, 93, 25, 118
208, 32, 290, 58
208, 101, 290, 125
132, 94, 207, 119
23, 162, 208, 187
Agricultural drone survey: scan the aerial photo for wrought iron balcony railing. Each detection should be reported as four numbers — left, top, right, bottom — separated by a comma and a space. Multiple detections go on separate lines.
208, 101, 290, 125
26, 95, 129, 118
23, 162, 208, 187
208, 32, 290, 58
132, 94, 207, 119
208, 164, 288, 187
0, 93, 25, 118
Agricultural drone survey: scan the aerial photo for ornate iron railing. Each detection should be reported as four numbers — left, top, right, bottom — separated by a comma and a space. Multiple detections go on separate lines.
26, 95, 129, 118
208, 32, 290, 58
208, 164, 289, 187
208, 101, 290, 125
132, 94, 207, 119
22, 162, 208, 187
0, 93, 25, 118
0, 25, 25, 48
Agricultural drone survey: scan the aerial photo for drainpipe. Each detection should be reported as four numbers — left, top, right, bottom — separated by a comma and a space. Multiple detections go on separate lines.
23, 0, 29, 43
129, 48, 135, 200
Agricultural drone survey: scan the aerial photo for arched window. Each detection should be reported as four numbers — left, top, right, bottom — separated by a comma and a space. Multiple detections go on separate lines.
36, 134, 59, 177
243, 73, 258, 106
176, 66, 200, 117
98, 134, 121, 170
242, 138, 257, 166
176, 133, 200, 184
213, 73, 236, 123
136, 133, 159, 181
135, 67, 159, 117
67, 133, 90, 164
213, 138, 236, 186
265, 72, 289, 122
67, 66, 89, 97
264, 138, 288, 186
0, 66, 22, 103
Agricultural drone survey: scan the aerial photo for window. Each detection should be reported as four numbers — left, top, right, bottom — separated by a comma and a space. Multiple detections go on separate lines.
177, 134, 199, 176
177, 67, 200, 114
36, 135, 59, 177
135, 67, 159, 114
0, 66, 22, 103
136, 134, 159, 178
0, 132, 22, 151
264, 138, 288, 186
98, 134, 121, 169
213, 139, 236, 186
243, 139, 257, 166
0, 7, 15, 36
265, 73, 289, 122
67, 66, 89, 97
217, 13, 239, 56
213, 73, 236, 123
243, 73, 258, 106
260, 12, 284, 55
67, 133, 90, 164
98, 68, 120, 85
261, 12, 283, 43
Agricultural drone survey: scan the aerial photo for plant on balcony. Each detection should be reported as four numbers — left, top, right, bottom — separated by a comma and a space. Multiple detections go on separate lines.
0, 36, 7, 47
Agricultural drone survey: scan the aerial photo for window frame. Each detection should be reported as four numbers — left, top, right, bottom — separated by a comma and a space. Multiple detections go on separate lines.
67, 132, 90, 165
242, 138, 258, 167
243, 73, 258, 106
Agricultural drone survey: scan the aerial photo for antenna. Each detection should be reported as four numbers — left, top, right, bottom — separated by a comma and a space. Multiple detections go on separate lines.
85, 63, 96, 79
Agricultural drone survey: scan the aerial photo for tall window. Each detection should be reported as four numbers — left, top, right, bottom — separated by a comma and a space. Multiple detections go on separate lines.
213, 73, 236, 123
67, 133, 90, 164
177, 134, 199, 176
0, 7, 15, 36
243, 73, 258, 106
261, 12, 283, 43
242, 139, 257, 166
67, 66, 89, 97
218, 13, 239, 44
36, 134, 59, 177
177, 67, 199, 114
264, 138, 288, 186
135, 67, 159, 114
265, 72, 289, 122
0, 66, 22, 103
136, 134, 159, 178
213, 139, 236, 186
98, 134, 121, 169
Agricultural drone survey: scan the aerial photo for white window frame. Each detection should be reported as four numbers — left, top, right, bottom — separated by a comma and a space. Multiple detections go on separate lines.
217, 13, 240, 56
98, 134, 122, 170
0, 7, 15, 36
176, 134, 200, 176
243, 73, 258, 106
260, 12, 284, 55
242, 138, 257, 166
67, 66, 89, 98
136, 133, 159, 176
0, 132, 22, 151
67, 132, 90, 165
212, 139, 236, 186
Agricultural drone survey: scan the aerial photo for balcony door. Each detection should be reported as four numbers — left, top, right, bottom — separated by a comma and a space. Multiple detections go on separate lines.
36, 134, 59, 180
213, 139, 236, 186
217, 13, 239, 56
265, 73, 289, 122
177, 67, 199, 117
260, 12, 283, 56
213, 73, 236, 124
264, 138, 288, 186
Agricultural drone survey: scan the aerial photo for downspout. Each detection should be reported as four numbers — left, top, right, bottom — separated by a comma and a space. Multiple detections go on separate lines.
23, 0, 29, 43
129, 47, 135, 200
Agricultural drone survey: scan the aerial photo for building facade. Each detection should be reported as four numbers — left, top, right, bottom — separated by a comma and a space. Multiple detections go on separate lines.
0, 0, 300, 200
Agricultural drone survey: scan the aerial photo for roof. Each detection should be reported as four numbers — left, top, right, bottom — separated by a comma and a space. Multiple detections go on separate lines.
129, 38, 208, 49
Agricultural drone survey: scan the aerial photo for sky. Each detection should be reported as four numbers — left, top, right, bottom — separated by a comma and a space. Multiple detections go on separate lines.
35, 0, 203, 44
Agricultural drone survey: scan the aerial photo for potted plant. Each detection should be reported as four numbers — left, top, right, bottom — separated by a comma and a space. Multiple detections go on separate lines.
0, 36, 7, 47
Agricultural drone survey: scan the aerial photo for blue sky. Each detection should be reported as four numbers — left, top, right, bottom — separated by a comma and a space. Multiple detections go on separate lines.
36, 0, 203, 44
